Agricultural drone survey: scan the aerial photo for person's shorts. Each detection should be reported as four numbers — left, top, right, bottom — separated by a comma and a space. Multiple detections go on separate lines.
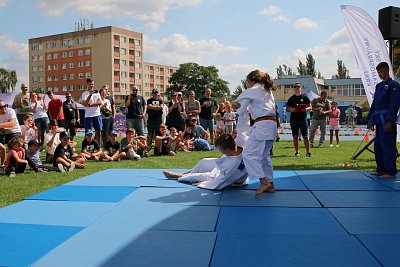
147, 119, 162, 136
84, 116, 102, 131
329, 124, 339, 131
199, 118, 214, 131
347, 117, 354, 123
290, 121, 308, 137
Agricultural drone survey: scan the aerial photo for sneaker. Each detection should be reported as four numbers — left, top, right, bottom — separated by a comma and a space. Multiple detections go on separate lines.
329, 144, 333, 147
100, 158, 109, 162
35, 168, 45, 173
336, 144, 340, 147
318, 143, 323, 148
306, 152, 312, 157
295, 152, 300, 157
0, 165, 5, 172
68, 162, 75, 172
58, 163, 66, 173
143, 152, 149, 158
8, 171, 16, 178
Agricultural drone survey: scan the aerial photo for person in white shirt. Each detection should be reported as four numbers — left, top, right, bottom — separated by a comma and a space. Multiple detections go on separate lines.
21, 114, 38, 147
232, 70, 277, 196
163, 134, 248, 190
29, 92, 48, 144
44, 119, 60, 163
223, 103, 236, 135
82, 78, 103, 144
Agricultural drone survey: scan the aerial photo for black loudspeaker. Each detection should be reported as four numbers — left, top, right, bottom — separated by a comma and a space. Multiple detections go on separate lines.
379, 6, 400, 40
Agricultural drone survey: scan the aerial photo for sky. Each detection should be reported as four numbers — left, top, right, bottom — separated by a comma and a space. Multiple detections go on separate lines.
0, 0, 398, 92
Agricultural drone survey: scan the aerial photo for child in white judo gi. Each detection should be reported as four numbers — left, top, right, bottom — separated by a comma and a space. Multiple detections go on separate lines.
163, 134, 248, 190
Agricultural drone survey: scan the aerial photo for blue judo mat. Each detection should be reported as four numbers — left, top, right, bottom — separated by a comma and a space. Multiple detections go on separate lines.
0, 169, 399, 266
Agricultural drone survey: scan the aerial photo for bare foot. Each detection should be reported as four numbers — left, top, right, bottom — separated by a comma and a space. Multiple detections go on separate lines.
163, 171, 181, 179
256, 182, 272, 196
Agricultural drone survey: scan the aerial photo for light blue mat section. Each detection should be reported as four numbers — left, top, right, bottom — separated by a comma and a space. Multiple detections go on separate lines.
0, 200, 116, 227
211, 233, 380, 267
313, 191, 400, 208
0, 223, 82, 267
66, 168, 194, 188
25, 185, 137, 202
329, 208, 400, 234
219, 190, 321, 207
216, 207, 347, 234
357, 234, 400, 267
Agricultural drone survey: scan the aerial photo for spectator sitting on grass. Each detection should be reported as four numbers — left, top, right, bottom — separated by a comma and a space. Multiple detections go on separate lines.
154, 124, 175, 156
44, 119, 60, 163
121, 128, 141, 161
103, 131, 126, 161
54, 131, 85, 172
80, 130, 106, 161
21, 114, 38, 148
26, 139, 59, 172
5, 137, 33, 177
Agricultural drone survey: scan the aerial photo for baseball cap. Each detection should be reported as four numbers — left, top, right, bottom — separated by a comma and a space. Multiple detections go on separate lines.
85, 129, 94, 136
109, 131, 118, 136
28, 140, 42, 147
59, 131, 70, 139
152, 88, 159, 94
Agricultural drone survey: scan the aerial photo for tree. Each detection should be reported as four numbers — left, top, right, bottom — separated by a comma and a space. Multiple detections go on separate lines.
335, 60, 350, 79
297, 53, 316, 76
276, 64, 295, 78
167, 62, 230, 99
297, 60, 307, 75
393, 40, 400, 78
232, 79, 247, 98
0, 68, 18, 93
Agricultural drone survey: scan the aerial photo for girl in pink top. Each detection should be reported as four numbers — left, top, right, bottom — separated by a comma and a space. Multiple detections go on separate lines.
328, 101, 341, 147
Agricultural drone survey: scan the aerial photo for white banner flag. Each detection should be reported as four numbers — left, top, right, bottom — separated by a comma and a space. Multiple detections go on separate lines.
341, 5, 394, 106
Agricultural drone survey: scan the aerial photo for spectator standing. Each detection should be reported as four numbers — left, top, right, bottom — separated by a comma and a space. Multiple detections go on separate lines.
328, 101, 341, 147
346, 105, 355, 129
12, 83, 31, 125
30, 92, 49, 144
82, 78, 103, 144
185, 91, 201, 122
100, 86, 112, 146
146, 88, 164, 147
125, 86, 147, 136
309, 90, 330, 147
223, 103, 236, 135
63, 93, 80, 142
105, 86, 116, 132
199, 88, 218, 144
166, 92, 184, 132
47, 90, 64, 127
286, 82, 312, 157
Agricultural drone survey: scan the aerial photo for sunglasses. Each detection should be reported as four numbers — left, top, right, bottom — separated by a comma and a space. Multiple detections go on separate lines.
0, 104, 8, 109
172, 95, 177, 97
191, 119, 197, 122
294, 85, 301, 88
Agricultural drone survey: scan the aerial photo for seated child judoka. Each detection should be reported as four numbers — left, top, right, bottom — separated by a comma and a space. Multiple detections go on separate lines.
163, 134, 248, 190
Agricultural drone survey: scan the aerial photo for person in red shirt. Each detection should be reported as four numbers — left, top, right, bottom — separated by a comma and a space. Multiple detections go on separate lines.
47, 90, 64, 127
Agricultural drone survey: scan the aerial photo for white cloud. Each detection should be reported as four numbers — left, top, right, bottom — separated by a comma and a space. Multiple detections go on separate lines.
294, 18, 319, 30
0, 35, 29, 86
275, 28, 358, 79
144, 33, 247, 66
34, 0, 201, 24
142, 22, 160, 32
272, 15, 289, 23
259, 5, 281, 16
218, 63, 265, 91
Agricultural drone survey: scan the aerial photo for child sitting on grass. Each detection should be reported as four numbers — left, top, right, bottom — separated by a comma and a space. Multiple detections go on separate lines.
163, 134, 249, 190
121, 128, 141, 161
80, 130, 106, 161
54, 131, 85, 172
154, 124, 175, 156
169, 127, 185, 153
26, 140, 59, 172
103, 131, 126, 161
5, 137, 29, 177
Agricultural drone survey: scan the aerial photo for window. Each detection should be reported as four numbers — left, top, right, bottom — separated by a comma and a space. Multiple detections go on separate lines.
135, 73, 141, 79
47, 76, 52, 82
53, 87, 59, 92
38, 44, 43, 50
32, 66, 38, 72
155, 67, 159, 71
121, 36, 126, 43
77, 38, 84, 44
69, 85, 74, 91
145, 65, 150, 71
121, 60, 127, 66
78, 50, 83, 56
32, 55, 38, 62
85, 49, 90, 55
135, 62, 141, 68
69, 62, 74, 68
78, 84, 85, 91
62, 74, 67, 80
62, 85, 67, 91
85, 61, 90, 67
32, 77, 38, 82
69, 74, 74, 80
38, 55, 44, 61
121, 71, 127, 78
53, 75, 58, 81
62, 52, 67, 58
121, 83, 126, 90
85, 72, 91, 78
85, 37, 91, 44
68, 51, 74, 57
39, 76, 44, 82
78, 73, 84, 79
38, 65, 44, 71
134, 39, 141, 46
62, 63, 67, 69
53, 53, 58, 59
62, 40, 68, 47
145, 74, 150, 79
135, 51, 141, 57
47, 65, 52, 71
145, 83, 150, 88
52, 41, 58, 48
47, 54, 52, 60
53, 64, 58, 70
78, 61, 84, 67
68, 40, 73, 46
121, 48, 126, 55
32, 45, 38, 51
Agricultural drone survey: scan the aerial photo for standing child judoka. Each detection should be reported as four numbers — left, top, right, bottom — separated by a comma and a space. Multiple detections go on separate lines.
163, 134, 248, 190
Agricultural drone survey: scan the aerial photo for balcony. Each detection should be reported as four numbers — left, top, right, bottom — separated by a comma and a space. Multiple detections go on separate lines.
129, 66, 135, 72
114, 52, 120, 58
129, 43, 134, 49
114, 40, 120, 46
114, 76, 120, 81
129, 55, 134, 60
160, 71, 164, 75
114, 64, 120, 69
129, 78, 135, 83
150, 78, 154, 83
114, 87, 120, 92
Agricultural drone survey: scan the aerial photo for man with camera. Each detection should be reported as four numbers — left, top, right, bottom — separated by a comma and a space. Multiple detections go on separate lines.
125, 86, 147, 136
82, 78, 102, 144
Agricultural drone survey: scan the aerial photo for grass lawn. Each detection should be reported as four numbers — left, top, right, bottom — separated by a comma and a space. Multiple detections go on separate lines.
0, 136, 381, 208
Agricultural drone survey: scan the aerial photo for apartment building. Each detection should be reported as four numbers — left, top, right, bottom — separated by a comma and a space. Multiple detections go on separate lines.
29, 25, 177, 103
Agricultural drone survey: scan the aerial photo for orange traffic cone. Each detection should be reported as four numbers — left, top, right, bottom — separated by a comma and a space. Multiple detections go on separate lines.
365, 133, 370, 142
354, 129, 359, 135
